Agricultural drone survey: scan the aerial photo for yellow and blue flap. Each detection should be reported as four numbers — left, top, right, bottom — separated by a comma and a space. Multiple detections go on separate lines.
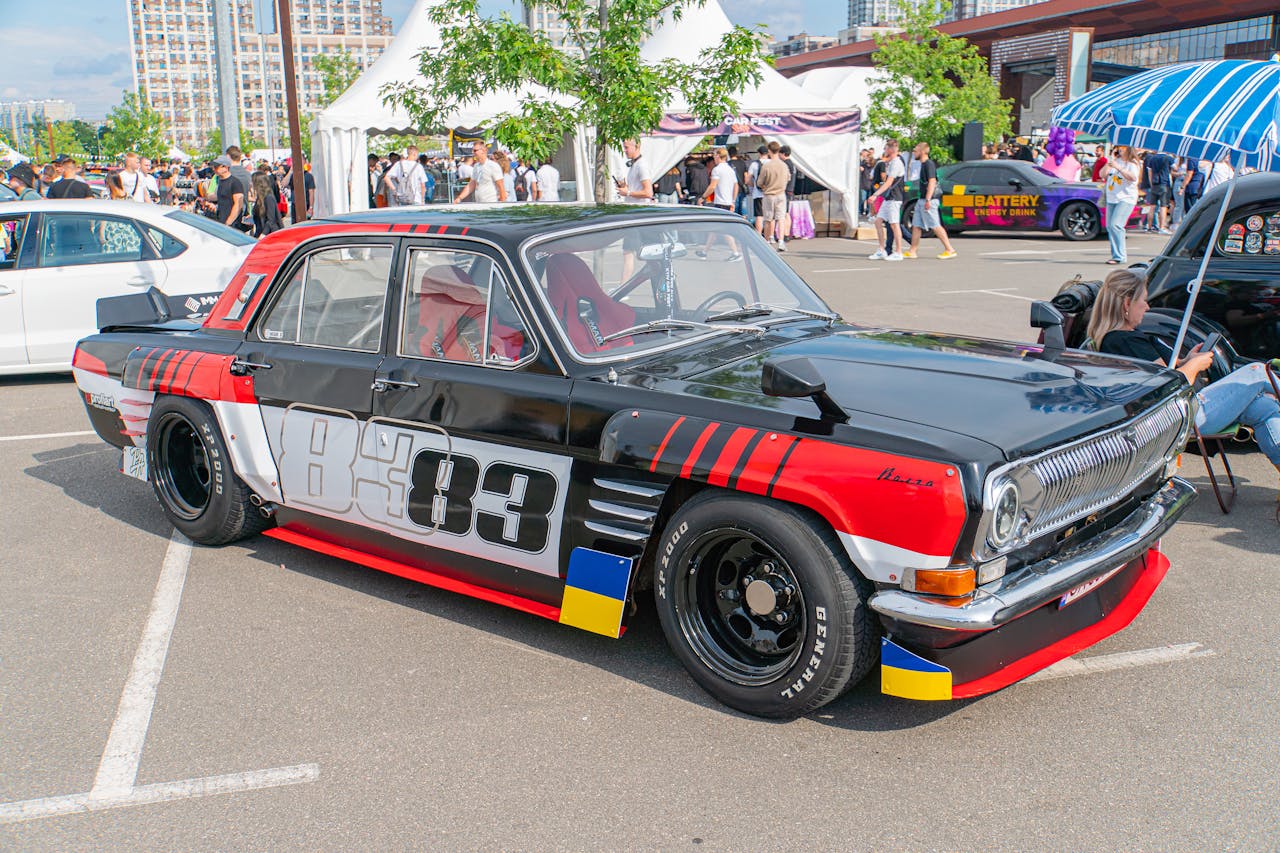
558, 548, 634, 638
881, 638, 953, 701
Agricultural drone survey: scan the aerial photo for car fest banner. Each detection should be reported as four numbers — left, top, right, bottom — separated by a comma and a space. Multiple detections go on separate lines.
653, 110, 861, 137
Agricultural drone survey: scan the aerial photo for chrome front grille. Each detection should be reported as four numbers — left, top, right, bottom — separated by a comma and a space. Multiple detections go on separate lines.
1024, 394, 1189, 539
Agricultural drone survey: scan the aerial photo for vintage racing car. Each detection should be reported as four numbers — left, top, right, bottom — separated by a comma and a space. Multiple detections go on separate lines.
73, 205, 1196, 718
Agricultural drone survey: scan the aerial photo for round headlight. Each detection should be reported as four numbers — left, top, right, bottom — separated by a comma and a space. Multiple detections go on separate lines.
989, 480, 1021, 549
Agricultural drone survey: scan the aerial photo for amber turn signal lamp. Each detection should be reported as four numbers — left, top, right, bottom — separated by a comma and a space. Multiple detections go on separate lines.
909, 568, 976, 597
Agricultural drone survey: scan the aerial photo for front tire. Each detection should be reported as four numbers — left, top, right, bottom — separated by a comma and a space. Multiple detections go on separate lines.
1059, 202, 1100, 241
653, 492, 878, 718
146, 395, 270, 545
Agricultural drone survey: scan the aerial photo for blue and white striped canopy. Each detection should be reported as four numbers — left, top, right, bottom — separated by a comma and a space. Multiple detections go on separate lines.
1051, 59, 1280, 171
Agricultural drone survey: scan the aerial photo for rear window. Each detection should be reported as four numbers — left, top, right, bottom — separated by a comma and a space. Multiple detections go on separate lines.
1216, 208, 1280, 258
164, 209, 255, 246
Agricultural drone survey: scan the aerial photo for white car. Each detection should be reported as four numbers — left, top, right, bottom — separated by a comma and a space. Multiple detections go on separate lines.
0, 199, 255, 375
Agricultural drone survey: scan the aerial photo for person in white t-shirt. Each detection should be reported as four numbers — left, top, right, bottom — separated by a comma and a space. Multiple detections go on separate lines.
453, 142, 506, 204
697, 148, 741, 260
535, 161, 560, 202
1201, 157, 1235, 194
384, 145, 427, 206
119, 152, 151, 203
616, 138, 653, 203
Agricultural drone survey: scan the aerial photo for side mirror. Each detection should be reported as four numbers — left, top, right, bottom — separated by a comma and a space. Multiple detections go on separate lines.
1008, 179, 1024, 191
1031, 300, 1066, 353
762, 357, 849, 422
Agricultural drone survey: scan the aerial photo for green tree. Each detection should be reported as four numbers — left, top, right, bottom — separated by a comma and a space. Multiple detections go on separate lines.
313, 49, 361, 108
21, 120, 91, 162
868, 0, 1011, 163
200, 127, 265, 162
384, 0, 770, 200
101, 89, 170, 161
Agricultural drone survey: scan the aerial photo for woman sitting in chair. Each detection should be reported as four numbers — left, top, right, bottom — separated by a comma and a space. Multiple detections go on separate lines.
1089, 269, 1280, 479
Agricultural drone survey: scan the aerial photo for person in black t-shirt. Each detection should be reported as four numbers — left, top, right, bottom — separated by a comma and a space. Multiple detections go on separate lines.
211, 156, 248, 231
1091, 269, 1280, 482
46, 154, 93, 199
906, 143, 956, 259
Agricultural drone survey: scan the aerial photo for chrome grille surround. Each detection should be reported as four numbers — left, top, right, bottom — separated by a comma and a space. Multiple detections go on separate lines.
974, 390, 1192, 561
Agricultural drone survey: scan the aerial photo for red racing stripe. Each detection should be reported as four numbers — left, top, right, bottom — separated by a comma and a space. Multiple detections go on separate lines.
649, 416, 686, 473
680, 422, 721, 478
72, 348, 109, 377
707, 427, 757, 487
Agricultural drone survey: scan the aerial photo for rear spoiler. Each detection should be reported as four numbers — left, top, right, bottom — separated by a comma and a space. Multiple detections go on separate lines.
96, 287, 222, 331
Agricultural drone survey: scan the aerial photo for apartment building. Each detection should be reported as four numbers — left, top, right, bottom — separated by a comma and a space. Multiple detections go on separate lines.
128, 0, 395, 148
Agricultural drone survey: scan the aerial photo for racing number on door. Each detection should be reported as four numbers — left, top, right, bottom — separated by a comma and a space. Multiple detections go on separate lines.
407, 450, 555, 552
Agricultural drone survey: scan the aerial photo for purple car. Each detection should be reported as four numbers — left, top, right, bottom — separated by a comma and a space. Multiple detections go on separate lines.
903, 159, 1136, 241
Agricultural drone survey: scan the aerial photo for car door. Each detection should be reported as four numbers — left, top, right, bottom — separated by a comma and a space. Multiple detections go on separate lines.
0, 212, 33, 368
237, 238, 397, 524
961, 165, 1027, 227
367, 239, 574, 605
22, 211, 170, 366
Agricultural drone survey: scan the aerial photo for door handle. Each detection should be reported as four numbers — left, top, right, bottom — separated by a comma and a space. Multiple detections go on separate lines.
372, 377, 419, 392
0, 285, 13, 296
229, 359, 273, 375
125, 276, 151, 286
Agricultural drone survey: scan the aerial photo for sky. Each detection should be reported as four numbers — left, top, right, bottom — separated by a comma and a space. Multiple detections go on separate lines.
0, 0, 844, 121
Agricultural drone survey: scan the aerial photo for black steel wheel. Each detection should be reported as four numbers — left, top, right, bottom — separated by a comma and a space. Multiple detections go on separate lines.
1060, 202, 1101, 241
146, 396, 270, 545
653, 492, 878, 718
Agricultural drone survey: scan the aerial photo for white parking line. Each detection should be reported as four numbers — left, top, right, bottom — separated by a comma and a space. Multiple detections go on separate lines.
0, 764, 320, 824
812, 267, 878, 273
939, 287, 1037, 302
0, 530, 319, 825
0, 430, 96, 443
1023, 642, 1215, 684
91, 531, 193, 798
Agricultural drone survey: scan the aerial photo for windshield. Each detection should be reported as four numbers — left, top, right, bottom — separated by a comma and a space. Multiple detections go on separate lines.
524, 218, 832, 360
165, 209, 256, 246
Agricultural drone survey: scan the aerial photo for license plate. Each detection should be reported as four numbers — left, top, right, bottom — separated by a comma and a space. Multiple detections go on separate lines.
1059, 566, 1122, 609
122, 446, 148, 482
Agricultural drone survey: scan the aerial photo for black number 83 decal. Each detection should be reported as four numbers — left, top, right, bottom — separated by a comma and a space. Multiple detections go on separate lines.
406, 449, 556, 553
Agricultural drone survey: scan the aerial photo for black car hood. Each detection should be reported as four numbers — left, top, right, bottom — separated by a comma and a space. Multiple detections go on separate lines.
632, 325, 1184, 460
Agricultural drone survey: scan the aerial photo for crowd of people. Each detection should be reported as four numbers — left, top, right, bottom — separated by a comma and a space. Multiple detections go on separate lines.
1, 145, 317, 238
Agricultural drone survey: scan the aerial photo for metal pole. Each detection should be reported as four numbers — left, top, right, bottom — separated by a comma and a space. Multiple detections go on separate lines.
277, 0, 308, 221
45, 118, 55, 161
1169, 151, 1239, 361
212, 0, 241, 153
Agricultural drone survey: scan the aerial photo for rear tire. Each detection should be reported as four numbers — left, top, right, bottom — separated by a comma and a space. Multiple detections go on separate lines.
146, 395, 270, 545
653, 492, 879, 718
1059, 202, 1100, 241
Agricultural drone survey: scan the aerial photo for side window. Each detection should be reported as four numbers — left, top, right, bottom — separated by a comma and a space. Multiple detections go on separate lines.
943, 167, 979, 187
143, 225, 187, 259
0, 215, 29, 271
40, 214, 148, 267
257, 245, 393, 351
1216, 208, 1280, 259
400, 247, 530, 366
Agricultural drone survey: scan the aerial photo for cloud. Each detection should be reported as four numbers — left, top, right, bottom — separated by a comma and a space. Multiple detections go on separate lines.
53, 51, 130, 78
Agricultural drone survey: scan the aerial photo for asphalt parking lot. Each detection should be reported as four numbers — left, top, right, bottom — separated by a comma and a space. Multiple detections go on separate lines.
2, 228, 1277, 849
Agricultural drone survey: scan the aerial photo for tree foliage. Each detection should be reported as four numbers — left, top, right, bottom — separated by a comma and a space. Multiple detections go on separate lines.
868, 0, 1011, 163
384, 0, 770, 200
313, 49, 361, 108
101, 89, 171, 161
200, 127, 265, 163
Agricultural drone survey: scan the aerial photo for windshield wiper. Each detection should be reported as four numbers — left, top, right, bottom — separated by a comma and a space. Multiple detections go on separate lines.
601, 317, 766, 343
704, 303, 840, 324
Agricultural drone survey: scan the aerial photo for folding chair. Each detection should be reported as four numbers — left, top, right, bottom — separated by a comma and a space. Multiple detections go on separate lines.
1188, 360, 1280, 514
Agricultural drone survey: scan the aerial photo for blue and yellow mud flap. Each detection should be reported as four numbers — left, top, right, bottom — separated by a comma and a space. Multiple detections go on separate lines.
881, 638, 953, 700
558, 548, 634, 638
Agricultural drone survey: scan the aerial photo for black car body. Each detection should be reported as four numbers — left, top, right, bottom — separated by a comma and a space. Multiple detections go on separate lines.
1142, 172, 1280, 360
72, 205, 1196, 718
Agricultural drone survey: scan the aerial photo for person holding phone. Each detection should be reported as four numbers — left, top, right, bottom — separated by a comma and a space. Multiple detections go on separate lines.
617, 138, 653, 204
1090, 270, 1280, 482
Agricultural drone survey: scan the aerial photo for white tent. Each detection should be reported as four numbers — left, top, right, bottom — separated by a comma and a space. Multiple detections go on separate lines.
631, 1, 862, 228
791, 66, 892, 155
0, 141, 28, 164
311, 0, 587, 215
313, 0, 860, 223
166, 145, 191, 162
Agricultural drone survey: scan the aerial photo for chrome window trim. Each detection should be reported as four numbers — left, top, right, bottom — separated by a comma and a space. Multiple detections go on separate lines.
253, 242, 394, 354
394, 244, 537, 372
516, 213, 828, 366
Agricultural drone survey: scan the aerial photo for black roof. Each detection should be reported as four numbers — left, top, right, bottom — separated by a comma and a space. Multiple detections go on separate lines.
318, 203, 739, 246
1164, 171, 1280, 257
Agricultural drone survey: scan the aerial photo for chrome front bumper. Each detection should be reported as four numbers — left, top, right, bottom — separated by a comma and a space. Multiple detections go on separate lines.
869, 477, 1196, 633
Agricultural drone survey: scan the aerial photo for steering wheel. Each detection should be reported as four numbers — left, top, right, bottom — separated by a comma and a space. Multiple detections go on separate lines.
695, 290, 747, 317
